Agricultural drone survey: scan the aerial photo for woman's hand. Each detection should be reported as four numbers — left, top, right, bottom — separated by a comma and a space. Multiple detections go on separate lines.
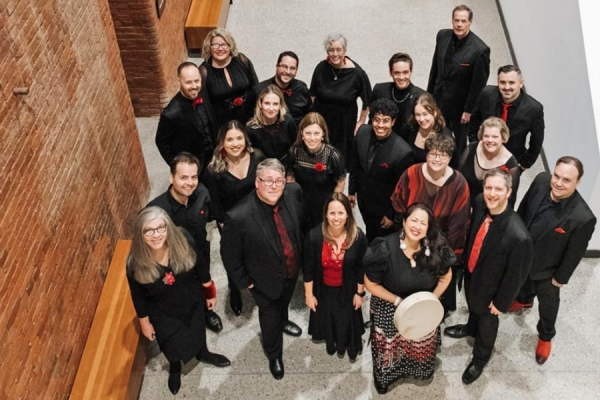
305, 295, 318, 312
206, 297, 217, 310
139, 317, 155, 341
353, 294, 364, 310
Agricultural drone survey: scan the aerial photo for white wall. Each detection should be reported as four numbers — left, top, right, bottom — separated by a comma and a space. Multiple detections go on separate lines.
499, 0, 600, 250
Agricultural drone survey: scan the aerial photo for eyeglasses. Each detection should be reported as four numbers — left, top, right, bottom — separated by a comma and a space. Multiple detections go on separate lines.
258, 178, 286, 187
277, 64, 297, 72
372, 117, 393, 124
327, 47, 345, 54
143, 224, 167, 237
210, 43, 230, 49
427, 152, 450, 161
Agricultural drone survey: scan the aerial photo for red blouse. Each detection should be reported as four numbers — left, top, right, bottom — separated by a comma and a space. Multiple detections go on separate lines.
322, 240, 346, 287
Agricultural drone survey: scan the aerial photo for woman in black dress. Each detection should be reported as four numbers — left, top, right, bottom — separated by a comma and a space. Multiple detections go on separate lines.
285, 112, 345, 230
199, 29, 258, 131
310, 33, 372, 168
204, 120, 265, 315
458, 116, 520, 206
246, 85, 296, 161
405, 93, 453, 164
364, 203, 454, 394
304, 193, 368, 362
126, 207, 230, 395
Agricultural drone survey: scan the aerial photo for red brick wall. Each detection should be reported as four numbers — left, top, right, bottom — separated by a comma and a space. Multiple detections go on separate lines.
0, 0, 150, 398
108, 0, 193, 116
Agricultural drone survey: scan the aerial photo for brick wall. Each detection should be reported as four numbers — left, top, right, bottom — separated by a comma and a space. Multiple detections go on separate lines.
108, 0, 193, 116
0, 0, 150, 398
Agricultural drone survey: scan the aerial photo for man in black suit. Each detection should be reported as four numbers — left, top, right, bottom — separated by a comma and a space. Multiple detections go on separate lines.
349, 98, 414, 242
221, 158, 304, 380
371, 53, 426, 139
155, 62, 215, 169
445, 168, 533, 384
468, 65, 545, 172
147, 153, 226, 336
249, 51, 312, 125
427, 4, 490, 156
509, 156, 596, 364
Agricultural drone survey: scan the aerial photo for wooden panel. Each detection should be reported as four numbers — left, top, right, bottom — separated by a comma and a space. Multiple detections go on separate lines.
70, 240, 146, 400
185, 0, 230, 50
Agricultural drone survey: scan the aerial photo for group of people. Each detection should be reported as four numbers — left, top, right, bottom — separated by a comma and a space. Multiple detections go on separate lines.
126, 4, 597, 396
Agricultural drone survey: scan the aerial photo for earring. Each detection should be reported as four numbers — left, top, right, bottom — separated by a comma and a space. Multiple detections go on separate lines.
221, 149, 227, 159
399, 229, 407, 250
423, 237, 431, 257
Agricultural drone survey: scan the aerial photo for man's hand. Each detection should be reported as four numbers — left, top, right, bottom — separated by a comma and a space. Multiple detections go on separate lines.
552, 278, 564, 288
380, 216, 394, 229
348, 195, 357, 208
460, 112, 471, 124
489, 301, 502, 316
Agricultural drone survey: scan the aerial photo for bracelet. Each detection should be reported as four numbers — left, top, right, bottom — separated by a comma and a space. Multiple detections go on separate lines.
356, 291, 366, 297
203, 280, 217, 299
393, 296, 401, 306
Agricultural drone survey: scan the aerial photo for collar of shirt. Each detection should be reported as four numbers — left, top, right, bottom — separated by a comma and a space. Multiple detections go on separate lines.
166, 184, 198, 210
547, 190, 576, 210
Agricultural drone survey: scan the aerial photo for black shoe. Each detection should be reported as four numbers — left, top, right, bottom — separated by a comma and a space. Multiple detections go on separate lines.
229, 287, 242, 316
205, 310, 223, 333
269, 358, 284, 380
444, 324, 475, 339
462, 362, 483, 384
197, 350, 231, 367
374, 380, 388, 394
168, 362, 181, 395
282, 321, 302, 337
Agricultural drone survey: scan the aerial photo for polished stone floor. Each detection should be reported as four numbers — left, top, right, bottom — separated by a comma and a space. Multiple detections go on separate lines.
134, 1, 599, 399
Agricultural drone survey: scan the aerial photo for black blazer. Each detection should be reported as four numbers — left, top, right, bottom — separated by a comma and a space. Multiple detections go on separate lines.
370, 82, 425, 138
220, 183, 304, 300
349, 125, 414, 219
517, 173, 596, 283
468, 85, 545, 168
427, 29, 490, 116
464, 194, 533, 313
155, 91, 216, 165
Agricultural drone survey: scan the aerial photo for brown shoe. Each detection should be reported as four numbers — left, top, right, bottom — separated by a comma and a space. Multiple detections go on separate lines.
535, 338, 551, 364
508, 300, 533, 312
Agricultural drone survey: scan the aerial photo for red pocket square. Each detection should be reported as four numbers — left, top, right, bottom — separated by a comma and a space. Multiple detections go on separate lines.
555, 227, 566, 234
380, 162, 390, 169
459, 63, 471, 66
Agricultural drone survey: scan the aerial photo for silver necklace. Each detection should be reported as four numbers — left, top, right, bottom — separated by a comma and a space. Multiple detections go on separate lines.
331, 67, 342, 81
391, 87, 411, 103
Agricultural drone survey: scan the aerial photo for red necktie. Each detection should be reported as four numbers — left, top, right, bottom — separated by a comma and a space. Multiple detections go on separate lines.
467, 215, 492, 273
501, 103, 512, 122
273, 206, 297, 278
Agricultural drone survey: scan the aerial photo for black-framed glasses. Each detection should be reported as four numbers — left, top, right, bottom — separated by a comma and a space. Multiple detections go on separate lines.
143, 224, 167, 237
277, 64, 297, 72
210, 43, 230, 49
427, 152, 450, 161
258, 178, 286, 187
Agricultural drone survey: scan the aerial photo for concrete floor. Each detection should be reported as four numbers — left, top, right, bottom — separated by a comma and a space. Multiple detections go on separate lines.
135, 1, 599, 398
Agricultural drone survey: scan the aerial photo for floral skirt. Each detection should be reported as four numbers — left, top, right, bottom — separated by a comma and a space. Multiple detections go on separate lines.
370, 296, 438, 387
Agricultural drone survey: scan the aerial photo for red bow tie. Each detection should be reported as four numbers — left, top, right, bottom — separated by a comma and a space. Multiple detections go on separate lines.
282, 89, 292, 97
192, 97, 203, 108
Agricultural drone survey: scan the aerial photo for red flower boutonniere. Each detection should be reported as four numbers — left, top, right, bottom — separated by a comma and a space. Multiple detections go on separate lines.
163, 272, 176, 285
232, 97, 244, 107
282, 88, 293, 97
499, 165, 510, 173
555, 227, 566, 234
380, 162, 390, 169
192, 97, 203, 109
314, 162, 326, 172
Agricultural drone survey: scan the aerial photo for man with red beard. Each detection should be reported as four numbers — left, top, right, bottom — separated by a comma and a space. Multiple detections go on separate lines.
444, 168, 533, 384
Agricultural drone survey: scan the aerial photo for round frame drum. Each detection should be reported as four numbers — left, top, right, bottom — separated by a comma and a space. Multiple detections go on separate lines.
393, 291, 444, 340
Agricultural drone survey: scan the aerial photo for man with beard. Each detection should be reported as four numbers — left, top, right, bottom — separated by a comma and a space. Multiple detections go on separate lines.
444, 168, 533, 384
468, 65, 545, 173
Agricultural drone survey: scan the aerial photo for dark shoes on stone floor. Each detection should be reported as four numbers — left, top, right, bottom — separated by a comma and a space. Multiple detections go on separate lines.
205, 310, 223, 333
462, 362, 483, 384
444, 324, 475, 339
282, 321, 302, 337
269, 358, 284, 380
196, 350, 231, 367
168, 371, 181, 395
374, 380, 388, 395
229, 288, 242, 316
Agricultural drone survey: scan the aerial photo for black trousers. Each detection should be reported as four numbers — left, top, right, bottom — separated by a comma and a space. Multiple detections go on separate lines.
517, 277, 560, 341
361, 209, 396, 243
464, 273, 499, 367
442, 110, 468, 168
251, 277, 296, 360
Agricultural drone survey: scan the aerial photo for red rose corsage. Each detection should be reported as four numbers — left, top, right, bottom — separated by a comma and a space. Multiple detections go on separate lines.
162, 272, 176, 285
192, 97, 203, 109
314, 162, 325, 172
282, 89, 293, 97
232, 97, 244, 107
499, 165, 510, 173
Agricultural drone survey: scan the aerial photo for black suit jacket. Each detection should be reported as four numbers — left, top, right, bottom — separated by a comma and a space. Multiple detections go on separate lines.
517, 173, 596, 283
221, 183, 304, 299
468, 86, 545, 168
464, 194, 533, 313
370, 82, 425, 138
427, 29, 490, 117
155, 91, 216, 165
349, 125, 414, 220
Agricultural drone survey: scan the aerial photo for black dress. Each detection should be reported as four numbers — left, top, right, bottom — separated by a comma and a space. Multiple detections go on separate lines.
458, 142, 520, 206
204, 149, 266, 224
303, 227, 368, 359
365, 233, 453, 387
246, 115, 296, 161
310, 58, 371, 168
403, 126, 453, 164
285, 144, 345, 230
200, 55, 259, 132
127, 238, 210, 363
